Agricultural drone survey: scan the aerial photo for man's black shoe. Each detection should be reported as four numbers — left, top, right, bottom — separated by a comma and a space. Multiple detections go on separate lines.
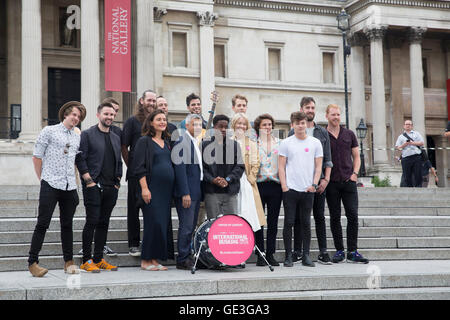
266, 254, 280, 267
292, 250, 303, 263
256, 253, 266, 266
301, 254, 315, 267
317, 252, 333, 265
176, 259, 194, 270
284, 252, 293, 267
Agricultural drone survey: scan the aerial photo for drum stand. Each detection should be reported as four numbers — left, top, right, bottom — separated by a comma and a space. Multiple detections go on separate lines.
191, 242, 274, 274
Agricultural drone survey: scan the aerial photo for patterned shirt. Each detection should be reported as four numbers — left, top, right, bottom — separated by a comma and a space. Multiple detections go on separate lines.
257, 136, 281, 183
33, 123, 81, 191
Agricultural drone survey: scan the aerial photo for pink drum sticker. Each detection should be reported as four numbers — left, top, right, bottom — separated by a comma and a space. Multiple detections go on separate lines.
208, 215, 255, 266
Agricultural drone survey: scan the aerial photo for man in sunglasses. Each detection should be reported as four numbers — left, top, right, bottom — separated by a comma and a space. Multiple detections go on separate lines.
28, 101, 86, 277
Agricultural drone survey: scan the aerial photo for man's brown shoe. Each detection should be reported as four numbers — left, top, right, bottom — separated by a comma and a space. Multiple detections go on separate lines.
28, 263, 48, 277
64, 260, 80, 274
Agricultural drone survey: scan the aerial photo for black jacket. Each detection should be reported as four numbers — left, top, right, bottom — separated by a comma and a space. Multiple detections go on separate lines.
201, 135, 245, 195
76, 125, 123, 184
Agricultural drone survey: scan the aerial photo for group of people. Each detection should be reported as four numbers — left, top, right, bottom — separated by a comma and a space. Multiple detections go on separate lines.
27, 91, 370, 278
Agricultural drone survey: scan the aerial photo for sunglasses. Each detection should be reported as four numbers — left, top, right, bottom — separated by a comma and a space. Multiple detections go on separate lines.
64, 143, 70, 154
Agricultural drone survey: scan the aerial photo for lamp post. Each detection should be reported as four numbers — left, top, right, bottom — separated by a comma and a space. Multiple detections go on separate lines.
337, 8, 351, 129
356, 118, 368, 177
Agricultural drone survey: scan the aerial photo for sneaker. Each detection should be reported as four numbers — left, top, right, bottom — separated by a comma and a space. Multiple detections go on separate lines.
256, 253, 266, 267
284, 252, 293, 267
347, 251, 369, 264
317, 252, 333, 265
332, 250, 346, 263
176, 259, 194, 270
96, 259, 118, 271
292, 250, 303, 263
129, 247, 141, 257
64, 260, 80, 274
301, 254, 315, 267
28, 262, 48, 277
80, 259, 101, 273
103, 245, 118, 257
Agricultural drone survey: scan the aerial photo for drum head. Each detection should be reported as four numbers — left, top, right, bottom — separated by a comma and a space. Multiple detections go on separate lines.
207, 215, 255, 266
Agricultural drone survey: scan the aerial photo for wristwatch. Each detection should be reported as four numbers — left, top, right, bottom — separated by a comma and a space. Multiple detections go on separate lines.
312, 184, 319, 190
353, 171, 359, 176
225, 177, 231, 183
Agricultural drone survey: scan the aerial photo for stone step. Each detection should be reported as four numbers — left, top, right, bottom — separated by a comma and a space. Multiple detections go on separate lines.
155, 287, 450, 300
2, 248, 450, 272
2, 260, 450, 300
3, 227, 450, 244
2, 216, 450, 232
7, 236, 447, 258
4, 206, 450, 219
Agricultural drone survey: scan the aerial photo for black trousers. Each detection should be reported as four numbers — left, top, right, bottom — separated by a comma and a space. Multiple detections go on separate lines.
293, 190, 328, 253
325, 180, 359, 252
256, 181, 282, 255
127, 177, 141, 247
401, 154, 423, 187
28, 180, 79, 266
82, 184, 119, 263
282, 190, 314, 255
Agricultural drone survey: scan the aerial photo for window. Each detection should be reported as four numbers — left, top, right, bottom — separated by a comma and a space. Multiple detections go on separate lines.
268, 48, 281, 81
214, 44, 225, 77
322, 52, 335, 84
172, 32, 187, 67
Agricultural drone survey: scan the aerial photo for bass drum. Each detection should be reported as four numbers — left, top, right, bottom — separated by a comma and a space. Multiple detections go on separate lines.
192, 214, 255, 269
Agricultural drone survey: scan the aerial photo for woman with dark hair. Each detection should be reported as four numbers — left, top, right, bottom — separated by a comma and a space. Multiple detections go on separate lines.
253, 113, 282, 267
133, 110, 174, 271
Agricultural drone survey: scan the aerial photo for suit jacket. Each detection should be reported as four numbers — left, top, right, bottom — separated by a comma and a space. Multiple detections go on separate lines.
201, 135, 245, 195
172, 133, 203, 201
76, 125, 122, 184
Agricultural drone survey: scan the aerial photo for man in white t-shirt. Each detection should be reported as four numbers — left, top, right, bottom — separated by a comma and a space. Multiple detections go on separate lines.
278, 111, 323, 267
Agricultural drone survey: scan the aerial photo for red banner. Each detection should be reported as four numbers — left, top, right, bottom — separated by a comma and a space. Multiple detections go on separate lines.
447, 79, 450, 121
105, 0, 131, 92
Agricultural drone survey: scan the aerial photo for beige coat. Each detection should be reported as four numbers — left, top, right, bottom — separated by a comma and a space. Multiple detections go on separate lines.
235, 135, 267, 227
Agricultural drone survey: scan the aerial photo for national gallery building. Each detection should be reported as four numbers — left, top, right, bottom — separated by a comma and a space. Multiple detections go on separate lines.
0, 0, 449, 186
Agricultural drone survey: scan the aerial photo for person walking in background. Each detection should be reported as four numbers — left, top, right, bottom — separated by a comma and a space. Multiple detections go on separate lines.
253, 113, 282, 267
133, 110, 175, 271
122, 90, 157, 257
172, 114, 204, 270
395, 120, 425, 188
230, 113, 267, 265
28, 101, 86, 277
76, 102, 122, 273
326, 104, 368, 264
279, 111, 323, 268
422, 159, 438, 188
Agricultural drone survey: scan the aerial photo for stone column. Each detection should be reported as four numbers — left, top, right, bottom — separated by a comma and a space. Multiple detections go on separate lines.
408, 27, 427, 141
20, 0, 42, 141
153, 8, 167, 95
81, 0, 100, 129
348, 32, 367, 132
197, 11, 218, 118
136, 0, 154, 97
364, 26, 389, 165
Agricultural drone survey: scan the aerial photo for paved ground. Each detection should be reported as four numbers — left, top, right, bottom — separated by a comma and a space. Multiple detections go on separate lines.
2, 260, 450, 300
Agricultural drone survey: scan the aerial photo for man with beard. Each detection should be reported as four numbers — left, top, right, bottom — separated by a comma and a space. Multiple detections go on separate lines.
76, 102, 122, 272
122, 90, 157, 257
288, 97, 333, 265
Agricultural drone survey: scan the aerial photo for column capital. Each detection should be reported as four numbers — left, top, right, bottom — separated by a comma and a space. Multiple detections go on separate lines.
407, 27, 427, 44
153, 7, 167, 23
347, 32, 368, 47
197, 11, 218, 27
363, 25, 388, 41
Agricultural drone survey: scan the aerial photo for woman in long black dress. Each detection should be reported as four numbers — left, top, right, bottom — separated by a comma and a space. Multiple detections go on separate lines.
134, 110, 174, 271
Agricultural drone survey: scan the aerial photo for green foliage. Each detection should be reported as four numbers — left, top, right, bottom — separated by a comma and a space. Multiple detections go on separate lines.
371, 176, 392, 187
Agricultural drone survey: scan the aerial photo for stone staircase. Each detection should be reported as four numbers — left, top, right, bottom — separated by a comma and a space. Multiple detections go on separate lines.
2, 185, 450, 300
1, 186, 450, 273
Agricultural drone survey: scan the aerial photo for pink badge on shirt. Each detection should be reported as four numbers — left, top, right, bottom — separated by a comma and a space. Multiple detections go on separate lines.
305, 148, 309, 153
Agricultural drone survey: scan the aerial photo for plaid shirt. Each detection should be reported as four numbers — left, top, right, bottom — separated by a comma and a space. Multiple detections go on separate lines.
33, 123, 80, 191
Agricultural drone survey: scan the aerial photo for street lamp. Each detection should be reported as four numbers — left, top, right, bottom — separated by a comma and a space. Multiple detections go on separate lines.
337, 8, 351, 129
356, 118, 368, 177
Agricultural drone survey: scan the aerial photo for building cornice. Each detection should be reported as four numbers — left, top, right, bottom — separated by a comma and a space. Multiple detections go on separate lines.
214, 0, 342, 16
346, 0, 450, 15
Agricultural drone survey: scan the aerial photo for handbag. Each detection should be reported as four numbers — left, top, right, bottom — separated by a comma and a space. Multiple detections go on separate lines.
402, 132, 428, 161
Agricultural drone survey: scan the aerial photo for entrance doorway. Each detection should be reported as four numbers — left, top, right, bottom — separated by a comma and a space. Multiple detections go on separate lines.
48, 68, 80, 125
